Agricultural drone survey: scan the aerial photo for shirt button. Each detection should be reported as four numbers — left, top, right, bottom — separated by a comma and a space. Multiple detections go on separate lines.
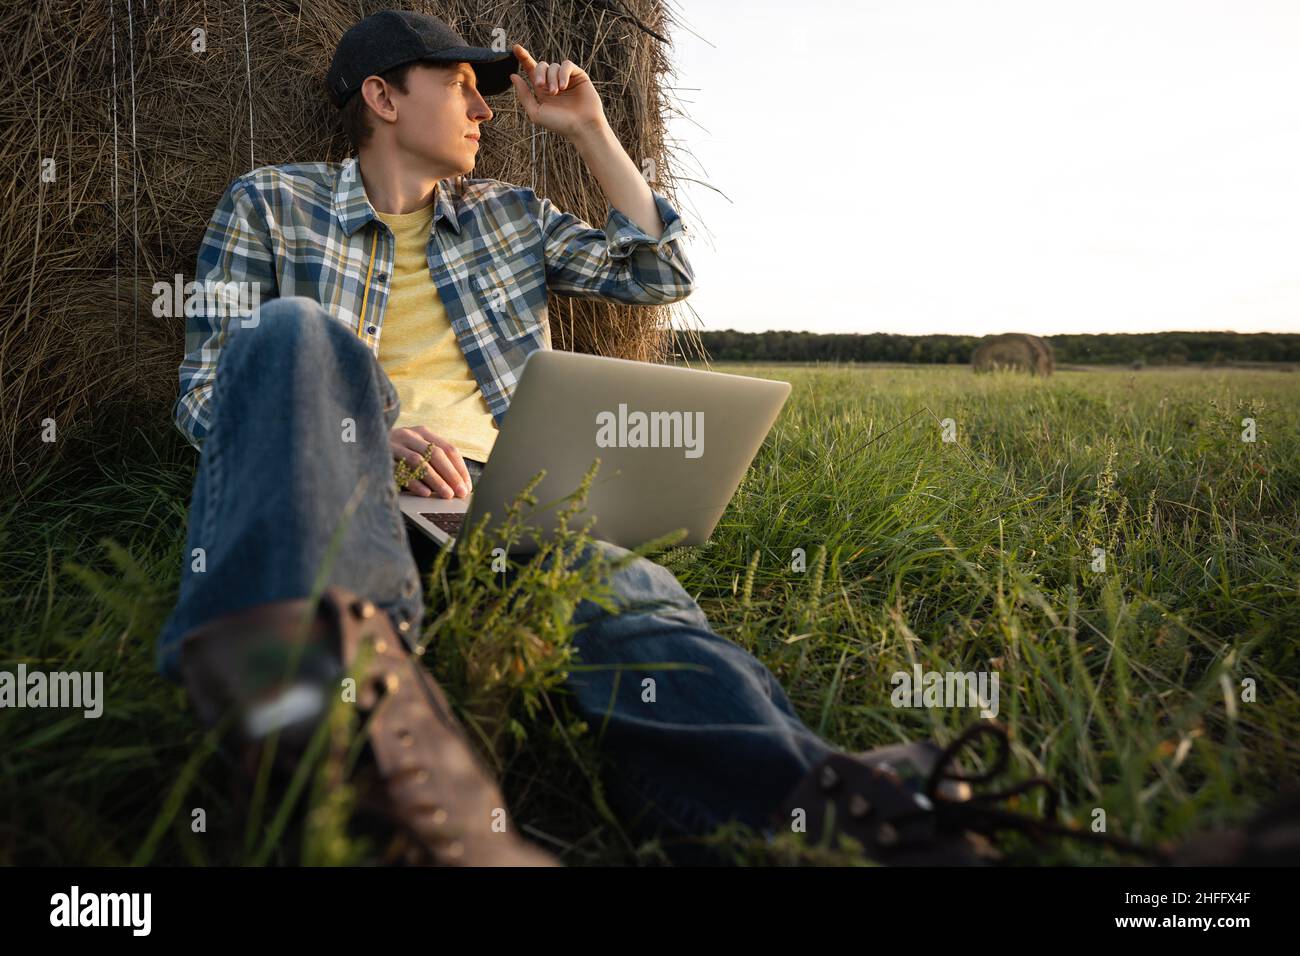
376, 273, 388, 282
366, 325, 377, 334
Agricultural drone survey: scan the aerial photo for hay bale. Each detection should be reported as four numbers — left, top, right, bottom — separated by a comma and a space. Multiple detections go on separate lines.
0, 0, 701, 483
972, 333, 1054, 375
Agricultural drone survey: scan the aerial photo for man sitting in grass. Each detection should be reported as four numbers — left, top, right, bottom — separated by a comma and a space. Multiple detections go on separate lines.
156, 10, 987, 866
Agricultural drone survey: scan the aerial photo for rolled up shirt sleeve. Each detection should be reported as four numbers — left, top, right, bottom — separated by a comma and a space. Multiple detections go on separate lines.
174, 177, 278, 452
531, 187, 696, 305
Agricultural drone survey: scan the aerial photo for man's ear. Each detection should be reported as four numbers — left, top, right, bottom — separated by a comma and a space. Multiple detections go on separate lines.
361, 76, 396, 124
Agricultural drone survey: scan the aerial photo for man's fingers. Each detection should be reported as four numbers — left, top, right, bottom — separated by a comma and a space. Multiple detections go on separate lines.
448, 454, 471, 490
390, 427, 471, 498
512, 43, 536, 73
417, 448, 457, 499
392, 444, 441, 497
411, 438, 466, 499
392, 448, 432, 497
506, 74, 538, 121
510, 74, 538, 120
429, 447, 469, 499
410, 428, 470, 489
404, 475, 434, 497
511, 48, 579, 95
448, 446, 472, 488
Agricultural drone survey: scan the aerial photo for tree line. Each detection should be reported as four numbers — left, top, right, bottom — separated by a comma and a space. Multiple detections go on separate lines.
694, 330, 1300, 365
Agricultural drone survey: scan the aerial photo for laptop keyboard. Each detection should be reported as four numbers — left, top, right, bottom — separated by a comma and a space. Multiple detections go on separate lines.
421, 512, 465, 535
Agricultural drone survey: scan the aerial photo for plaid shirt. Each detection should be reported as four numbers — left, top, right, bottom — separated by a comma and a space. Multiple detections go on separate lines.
174, 157, 695, 450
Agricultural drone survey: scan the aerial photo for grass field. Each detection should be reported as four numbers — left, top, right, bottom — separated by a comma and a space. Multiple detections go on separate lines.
3, 364, 1298, 865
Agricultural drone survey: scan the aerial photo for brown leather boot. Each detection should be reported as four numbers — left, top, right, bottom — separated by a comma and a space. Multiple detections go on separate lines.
178, 585, 558, 866
772, 741, 999, 865
773, 723, 1171, 866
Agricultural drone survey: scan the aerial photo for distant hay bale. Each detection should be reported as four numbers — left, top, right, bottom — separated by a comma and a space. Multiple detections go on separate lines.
0, 0, 701, 485
972, 333, 1055, 376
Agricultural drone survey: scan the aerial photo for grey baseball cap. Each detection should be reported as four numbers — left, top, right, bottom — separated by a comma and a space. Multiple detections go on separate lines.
326, 10, 519, 105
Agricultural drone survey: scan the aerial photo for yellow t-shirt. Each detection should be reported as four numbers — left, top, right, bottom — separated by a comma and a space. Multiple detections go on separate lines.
374, 198, 498, 463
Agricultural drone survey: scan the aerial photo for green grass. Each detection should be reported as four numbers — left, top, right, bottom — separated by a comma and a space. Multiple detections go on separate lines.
2, 365, 1297, 865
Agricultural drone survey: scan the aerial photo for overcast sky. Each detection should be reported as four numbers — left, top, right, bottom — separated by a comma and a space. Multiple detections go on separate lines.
663, 0, 1300, 335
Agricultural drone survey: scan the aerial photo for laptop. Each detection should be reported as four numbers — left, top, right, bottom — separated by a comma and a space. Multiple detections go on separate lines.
398, 350, 791, 553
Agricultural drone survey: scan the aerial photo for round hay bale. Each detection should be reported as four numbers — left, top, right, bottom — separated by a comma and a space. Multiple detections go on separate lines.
972, 333, 1054, 375
0, 0, 702, 484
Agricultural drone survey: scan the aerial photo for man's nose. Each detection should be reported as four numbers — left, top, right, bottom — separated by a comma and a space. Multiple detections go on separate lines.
471, 94, 492, 122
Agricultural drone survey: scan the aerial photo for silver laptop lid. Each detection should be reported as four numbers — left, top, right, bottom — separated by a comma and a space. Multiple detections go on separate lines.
462, 351, 790, 551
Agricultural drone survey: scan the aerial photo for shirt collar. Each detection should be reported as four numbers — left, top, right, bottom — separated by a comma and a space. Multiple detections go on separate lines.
333, 157, 463, 237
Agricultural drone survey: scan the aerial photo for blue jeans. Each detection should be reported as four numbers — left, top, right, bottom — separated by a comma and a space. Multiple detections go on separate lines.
157, 296, 838, 858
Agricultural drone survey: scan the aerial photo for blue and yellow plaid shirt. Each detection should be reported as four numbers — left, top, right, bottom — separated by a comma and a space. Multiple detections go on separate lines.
174, 156, 695, 450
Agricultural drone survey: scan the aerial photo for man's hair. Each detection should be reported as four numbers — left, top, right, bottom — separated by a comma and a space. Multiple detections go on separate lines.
331, 61, 419, 153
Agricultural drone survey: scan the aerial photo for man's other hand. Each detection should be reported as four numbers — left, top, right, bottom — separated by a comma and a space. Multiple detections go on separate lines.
389, 426, 472, 499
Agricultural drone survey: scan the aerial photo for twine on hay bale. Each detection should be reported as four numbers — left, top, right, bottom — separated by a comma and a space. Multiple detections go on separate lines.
0, 0, 703, 485
971, 333, 1055, 376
